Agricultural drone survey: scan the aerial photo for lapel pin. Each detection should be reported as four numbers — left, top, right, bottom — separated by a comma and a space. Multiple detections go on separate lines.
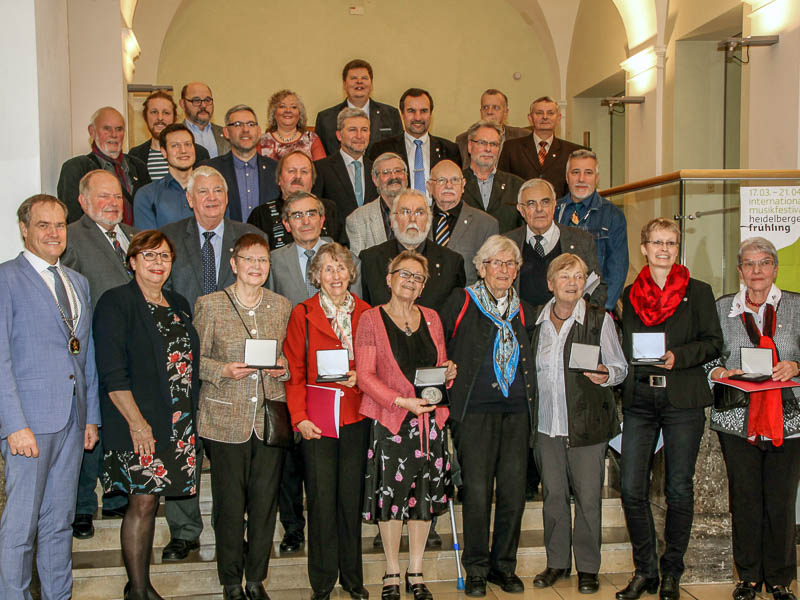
500, 183, 506, 190
463, 219, 468, 224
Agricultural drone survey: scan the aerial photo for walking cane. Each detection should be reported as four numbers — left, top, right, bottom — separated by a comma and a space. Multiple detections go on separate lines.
448, 498, 465, 590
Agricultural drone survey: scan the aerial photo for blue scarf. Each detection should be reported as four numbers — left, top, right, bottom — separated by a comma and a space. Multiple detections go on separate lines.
466, 281, 521, 397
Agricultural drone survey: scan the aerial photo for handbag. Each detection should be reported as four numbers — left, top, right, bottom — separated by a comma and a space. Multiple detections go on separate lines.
223, 290, 292, 448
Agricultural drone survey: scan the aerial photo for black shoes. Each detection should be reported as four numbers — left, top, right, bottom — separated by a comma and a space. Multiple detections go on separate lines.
771, 585, 797, 600
405, 571, 433, 600
660, 575, 680, 600
223, 585, 246, 600
487, 570, 524, 593
245, 582, 270, 600
616, 575, 660, 600
733, 582, 759, 600
578, 572, 600, 594
534, 567, 571, 588
381, 573, 401, 600
72, 513, 94, 539
279, 530, 304, 553
311, 591, 331, 600
161, 537, 200, 561
465, 575, 487, 597
426, 528, 442, 549
343, 585, 369, 600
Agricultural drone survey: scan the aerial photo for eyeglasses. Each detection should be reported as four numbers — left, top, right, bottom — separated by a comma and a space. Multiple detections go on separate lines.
139, 251, 173, 262
287, 209, 320, 221
395, 208, 428, 218
227, 120, 258, 128
431, 176, 464, 187
483, 259, 518, 270
185, 96, 213, 106
519, 198, 553, 209
740, 258, 775, 270
378, 167, 407, 176
470, 139, 501, 149
236, 255, 270, 266
646, 240, 679, 248
391, 269, 427, 283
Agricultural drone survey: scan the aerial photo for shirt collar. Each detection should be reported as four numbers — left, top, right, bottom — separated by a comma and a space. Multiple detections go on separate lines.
184, 119, 210, 133
533, 132, 554, 148
295, 236, 328, 260
526, 220, 558, 244
94, 221, 125, 239
339, 148, 364, 166
536, 297, 586, 325
347, 98, 370, 115
198, 219, 225, 238
23, 249, 61, 274
729, 283, 781, 317
232, 153, 258, 169
405, 131, 430, 146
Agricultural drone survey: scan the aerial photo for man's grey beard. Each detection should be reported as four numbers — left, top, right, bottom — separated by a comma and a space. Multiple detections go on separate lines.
394, 220, 432, 247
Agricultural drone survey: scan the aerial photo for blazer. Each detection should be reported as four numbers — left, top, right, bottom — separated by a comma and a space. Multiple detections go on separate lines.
205, 122, 231, 157
57, 152, 151, 223
345, 198, 387, 257
314, 98, 403, 156
283, 293, 371, 427
61, 215, 137, 309
194, 285, 292, 443
455, 124, 531, 168
621, 277, 723, 408
367, 133, 461, 171
0, 255, 99, 437
506, 223, 608, 308
429, 203, 499, 284
355, 305, 449, 435
93, 280, 200, 453
246, 194, 345, 248
440, 288, 537, 427
129, 139, 210, 170
160, 216, 267, 312
267, 239, 362, 305
462, 167, 524, 233
497, 135, 583, 198
200, 152, 280, 222
312, 152, 378, 219
359, 239, 466, 311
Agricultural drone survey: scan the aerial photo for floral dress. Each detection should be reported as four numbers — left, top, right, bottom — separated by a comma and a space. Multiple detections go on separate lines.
103, 303, 197, 496
362, 309, 452, 522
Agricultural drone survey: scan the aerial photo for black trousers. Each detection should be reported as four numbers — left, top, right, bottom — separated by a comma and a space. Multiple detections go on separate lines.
452, 411, 530, 577
278, 439, 306, 536
718, 432, 800, 586
302, 419, 370, 594
204, 436, 284, 586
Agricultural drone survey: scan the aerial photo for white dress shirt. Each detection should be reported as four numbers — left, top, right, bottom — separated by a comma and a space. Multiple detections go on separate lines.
533, 132, 554, 156
339, 149, 366, 197
404, 131, 431, 184
525, 221, 560, 255
23, 251, 82, 326
95, 222, 130, 252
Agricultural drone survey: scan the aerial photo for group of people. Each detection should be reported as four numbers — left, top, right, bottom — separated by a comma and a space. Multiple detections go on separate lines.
0, 57, 796, 600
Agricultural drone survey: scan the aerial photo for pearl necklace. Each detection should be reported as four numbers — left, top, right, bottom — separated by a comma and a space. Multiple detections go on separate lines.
233, 286, 264, 310
274, 129, 299, 143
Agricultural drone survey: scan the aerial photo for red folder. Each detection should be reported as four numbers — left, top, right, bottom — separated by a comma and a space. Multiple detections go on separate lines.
717, 377, 800, 393
294, 385, 342, 439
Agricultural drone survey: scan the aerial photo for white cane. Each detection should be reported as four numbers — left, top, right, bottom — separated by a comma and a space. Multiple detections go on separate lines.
448, 498, 465, 590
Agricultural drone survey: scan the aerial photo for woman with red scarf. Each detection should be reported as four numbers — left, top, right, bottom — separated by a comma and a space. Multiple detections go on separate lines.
707, 237, 800, 600
616, 218, 722, 600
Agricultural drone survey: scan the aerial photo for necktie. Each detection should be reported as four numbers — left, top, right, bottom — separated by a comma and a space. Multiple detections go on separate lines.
105, 230, 128, 268
48, 266, 73, 323
352, 160, 364, 207
413, 139, 425, 192
571, 209, 580, 225
434, 212, 451, 247
201, 231, 217, 295
533, 234, 545, 258
538, 140, 548, 166
304, 249, 317, 297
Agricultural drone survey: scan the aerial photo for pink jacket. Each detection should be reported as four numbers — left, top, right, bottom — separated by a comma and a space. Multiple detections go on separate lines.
355, 306, 450, 435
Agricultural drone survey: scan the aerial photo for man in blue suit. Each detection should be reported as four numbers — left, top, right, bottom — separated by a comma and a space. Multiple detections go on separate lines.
0, 194, 100, 599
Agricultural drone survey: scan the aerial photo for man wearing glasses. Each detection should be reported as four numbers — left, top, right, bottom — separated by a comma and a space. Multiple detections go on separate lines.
462, 121, 525, 233
180, 82, 230, 158
359, 188, 465, 310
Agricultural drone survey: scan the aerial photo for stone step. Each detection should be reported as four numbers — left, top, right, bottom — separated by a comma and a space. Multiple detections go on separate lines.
74, 488, 626, 552
72, 527, 634, 600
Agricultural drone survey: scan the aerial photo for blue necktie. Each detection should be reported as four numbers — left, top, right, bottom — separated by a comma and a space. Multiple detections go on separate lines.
353, 160, 364, 207
201, 231, 217, 295
413, 139, 425, 192
48, 266, 73, 323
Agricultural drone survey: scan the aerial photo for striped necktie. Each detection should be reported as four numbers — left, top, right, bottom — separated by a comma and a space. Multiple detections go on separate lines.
434, 212, 451, 247
538, 141, 548, 166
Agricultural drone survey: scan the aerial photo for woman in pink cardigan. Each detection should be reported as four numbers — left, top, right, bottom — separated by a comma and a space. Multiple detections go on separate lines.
355, 250, 456, 600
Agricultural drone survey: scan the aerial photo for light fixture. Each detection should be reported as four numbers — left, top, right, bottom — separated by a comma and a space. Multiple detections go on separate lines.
716, 35, 779, 52
601, 97, 645, 114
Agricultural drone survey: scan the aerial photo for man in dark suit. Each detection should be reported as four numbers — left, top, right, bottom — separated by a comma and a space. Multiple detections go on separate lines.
57, 106, 150, 225
312, 107, 377, 220
427, 160, 499, 284
128, 90, 209, 180
497, 96, 583, 198
61, 170, 136, 538
455, 89, 531, 168
462, 121, 524, 233
314, 59, 403, 155
360, 188, 465, 311
180, 81, 231, 159
159, 165, 267, 562
200, 104, 280, 223
0, 194, 99, 600
367, 88, 460, 195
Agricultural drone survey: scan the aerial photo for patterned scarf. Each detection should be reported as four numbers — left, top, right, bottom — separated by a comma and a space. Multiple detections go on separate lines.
466, 280, 521, 396
318, 290, 356, 359
629, 264, 690, 326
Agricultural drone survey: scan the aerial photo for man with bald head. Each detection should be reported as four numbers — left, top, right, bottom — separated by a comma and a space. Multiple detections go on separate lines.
57, 106, 150, 224
180, 81, 230, 159
427, 160, 498, 284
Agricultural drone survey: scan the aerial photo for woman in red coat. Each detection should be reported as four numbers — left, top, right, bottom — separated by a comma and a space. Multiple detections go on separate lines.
283, 242, 371, 600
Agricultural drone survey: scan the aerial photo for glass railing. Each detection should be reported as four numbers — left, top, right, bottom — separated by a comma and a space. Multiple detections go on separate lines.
600, 170, 800, 298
